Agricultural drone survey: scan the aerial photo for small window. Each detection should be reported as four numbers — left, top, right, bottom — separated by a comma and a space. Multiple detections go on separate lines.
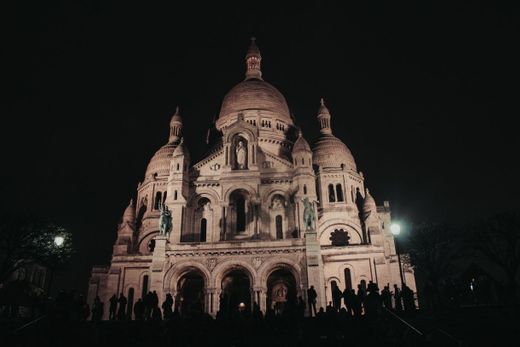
276, 215, 283, 239
328, 184, 336, 202
174, 190, 178, 200
301, 158, 304, 165
336, 184, 344, 202
303, 184, 307, 195
176, 163, 180, 171
200, 218, 207, 242
154, 192, 162, 210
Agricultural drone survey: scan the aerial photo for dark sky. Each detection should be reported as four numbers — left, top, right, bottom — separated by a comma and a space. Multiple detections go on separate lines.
2, 1, 519, 294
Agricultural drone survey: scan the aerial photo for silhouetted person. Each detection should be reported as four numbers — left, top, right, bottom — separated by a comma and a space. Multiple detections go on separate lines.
393, 285, 403, 312
134, 298, 144, 321
382, 285, 392, 309
342, 288, 352, 315
307, 286, 317, 317
117, 292, 127, 320
402, 285, 416, 312
332, 285, 343, 311
326, 301, 335, 317
162, 293, 173, 319
151, 305, 162, 320
365, 287, 382, 318
351, 289, 362, 318
357, 283, 367, 304
316, 307, 325, 318
92, 296, 103, 321
109, 294, 118, 320
297, 296, 306, 318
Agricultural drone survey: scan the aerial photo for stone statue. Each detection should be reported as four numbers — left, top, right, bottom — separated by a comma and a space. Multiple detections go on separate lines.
302, 197, 316, 231
235, 140, 247, 169
159, 203, 172, 236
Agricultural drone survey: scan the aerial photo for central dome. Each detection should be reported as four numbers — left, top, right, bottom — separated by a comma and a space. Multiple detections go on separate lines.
218, 79, 291, 122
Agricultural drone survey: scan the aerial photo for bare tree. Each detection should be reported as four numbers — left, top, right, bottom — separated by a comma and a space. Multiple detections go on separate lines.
467, 211, 520, 303
0, 215, 73, 286
405, 222, 460, 307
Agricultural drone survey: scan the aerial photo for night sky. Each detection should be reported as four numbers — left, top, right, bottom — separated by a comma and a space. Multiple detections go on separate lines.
2, 1, 519, 295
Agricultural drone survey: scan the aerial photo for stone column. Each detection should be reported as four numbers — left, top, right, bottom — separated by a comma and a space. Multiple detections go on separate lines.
305, 229, 326, 310
221, 205, 227, 241
150, 235, 168, 301
255, 287, 267, 314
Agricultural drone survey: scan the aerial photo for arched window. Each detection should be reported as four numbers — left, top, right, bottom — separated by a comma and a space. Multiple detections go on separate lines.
276, 215, 283, 239
328, 184, 336, 202
174, 190, 178, 200
154, 192, 162, 210
330, 280, 338, 303
301, 158, 304, 165
336, 184, 344, 202
344, 269, 352, 291
142, 275, 149, 299
236, 197, 246, 232
127, 288, 134, 318
303, 184, 307, 195
200, 218, 207, 242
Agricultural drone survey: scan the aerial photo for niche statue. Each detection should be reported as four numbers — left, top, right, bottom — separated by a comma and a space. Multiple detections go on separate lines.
159, 203, 172, 236
235, 140, 247, 169
302, 197, 316, 231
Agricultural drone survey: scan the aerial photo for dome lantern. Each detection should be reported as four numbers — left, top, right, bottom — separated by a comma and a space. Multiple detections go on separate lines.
317, 98, 332, 135
245, 37, 262, 80
169, 106, 183, 144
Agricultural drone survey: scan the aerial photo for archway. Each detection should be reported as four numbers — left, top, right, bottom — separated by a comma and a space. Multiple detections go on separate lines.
177, 271, 205, 317
220, 269, 251, 317
267, 268, 297, 315
229, 189, 251, 237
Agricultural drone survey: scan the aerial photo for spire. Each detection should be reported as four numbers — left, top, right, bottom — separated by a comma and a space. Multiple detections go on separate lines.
169, 106, 183, 143
245, 37, 263, 80
122, 199, 135, 224
292, 128, 311, 153
317, 98, 332, 135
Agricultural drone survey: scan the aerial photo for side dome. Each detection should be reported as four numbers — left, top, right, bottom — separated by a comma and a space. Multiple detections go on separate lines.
292, 130, 311, 153
145, 143, 176, 179
312, 135, 357, 170
312, 98, 357, 170
218, 79, 291, 123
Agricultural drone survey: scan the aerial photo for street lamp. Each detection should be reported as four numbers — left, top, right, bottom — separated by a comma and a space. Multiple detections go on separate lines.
47, 235, 65, 297
390, 223, 405, 289
54, 236, 65, 247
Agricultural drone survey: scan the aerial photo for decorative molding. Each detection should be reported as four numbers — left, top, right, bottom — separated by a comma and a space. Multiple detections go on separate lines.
167, 247, 306, 258
252, 256, 263, 269
207, 258, 217, 270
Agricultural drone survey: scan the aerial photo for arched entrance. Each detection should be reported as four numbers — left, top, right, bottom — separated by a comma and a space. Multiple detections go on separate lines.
177, 271, 205, 317
220, 269, 251, 317
267, 268, 297, 315
229, 189, 251, 237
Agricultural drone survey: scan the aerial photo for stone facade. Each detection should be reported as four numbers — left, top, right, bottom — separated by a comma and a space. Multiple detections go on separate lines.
87, 39, 416, 318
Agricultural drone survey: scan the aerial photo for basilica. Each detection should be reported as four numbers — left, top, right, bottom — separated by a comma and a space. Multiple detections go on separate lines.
87, 39, 416, 317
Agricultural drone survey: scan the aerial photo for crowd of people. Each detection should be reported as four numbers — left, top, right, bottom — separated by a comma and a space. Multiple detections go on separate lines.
308, 281, 416, 319
84, 281, 417, 323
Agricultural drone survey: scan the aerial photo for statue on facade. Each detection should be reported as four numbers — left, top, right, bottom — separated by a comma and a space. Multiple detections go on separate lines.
159, 203, 172, 236
235, 140, 247, 169
302, 197, 316, 231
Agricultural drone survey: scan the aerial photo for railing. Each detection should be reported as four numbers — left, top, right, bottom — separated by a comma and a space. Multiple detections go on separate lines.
11, 314, 48, 335
382, 308, 464, 346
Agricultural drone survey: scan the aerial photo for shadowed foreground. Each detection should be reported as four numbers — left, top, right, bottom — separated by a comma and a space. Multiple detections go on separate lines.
5, 306, 520, 347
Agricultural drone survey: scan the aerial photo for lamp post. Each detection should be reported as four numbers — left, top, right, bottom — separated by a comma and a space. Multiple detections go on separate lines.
47, 235, 65, 296
390, 223, 405, 289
